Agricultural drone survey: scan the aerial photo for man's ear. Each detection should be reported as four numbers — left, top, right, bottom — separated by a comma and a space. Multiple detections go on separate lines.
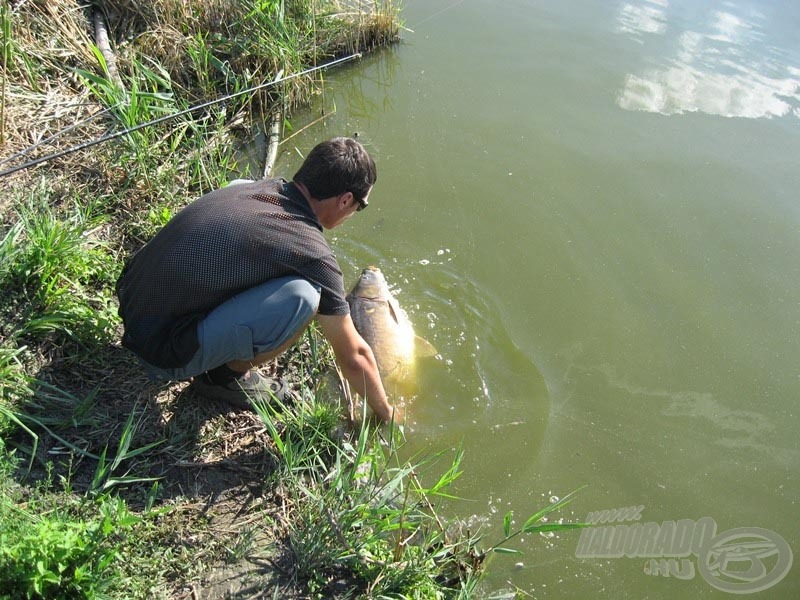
339, 191, 354, 209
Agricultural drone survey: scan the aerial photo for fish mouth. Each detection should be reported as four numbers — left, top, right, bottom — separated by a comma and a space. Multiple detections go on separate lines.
360, 266, 386, 284
349, 266, 388, 300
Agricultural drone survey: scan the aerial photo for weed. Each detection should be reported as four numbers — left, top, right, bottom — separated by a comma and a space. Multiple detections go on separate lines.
0, 219, 22, 284
0, 448, 140, 599
487, 487, 589, 556
252, 389, 483, 597
0, 180, 119, 348
87, 407, 164, 496
0, 346, 32, 408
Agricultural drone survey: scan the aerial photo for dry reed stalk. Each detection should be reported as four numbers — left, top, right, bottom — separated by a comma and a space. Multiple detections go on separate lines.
0, 1, 113, 192
0, 85, 108, 199
262, 110, 282, 178
92, 8, 122, 88
105, 0, 243, 40
125, 24, 192, 86
21, 0, 97, 67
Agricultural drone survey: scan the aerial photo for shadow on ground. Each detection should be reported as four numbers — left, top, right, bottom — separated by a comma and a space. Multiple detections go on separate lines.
9, 341, 309, 599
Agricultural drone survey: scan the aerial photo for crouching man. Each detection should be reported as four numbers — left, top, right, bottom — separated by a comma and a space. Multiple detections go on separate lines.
115, 137, 398, 422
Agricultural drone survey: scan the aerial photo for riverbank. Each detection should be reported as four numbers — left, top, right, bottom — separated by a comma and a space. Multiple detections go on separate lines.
0, 1, 483, 597
0, 2, 582, 597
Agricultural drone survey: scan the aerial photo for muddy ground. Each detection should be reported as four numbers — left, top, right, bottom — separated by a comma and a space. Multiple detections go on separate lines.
10, 333, 343, 598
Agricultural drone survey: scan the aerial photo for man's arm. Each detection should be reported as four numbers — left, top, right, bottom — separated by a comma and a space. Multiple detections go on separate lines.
316, 313, 399, 422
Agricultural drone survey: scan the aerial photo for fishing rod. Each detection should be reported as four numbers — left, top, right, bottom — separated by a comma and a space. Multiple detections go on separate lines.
0, 52, 362, 179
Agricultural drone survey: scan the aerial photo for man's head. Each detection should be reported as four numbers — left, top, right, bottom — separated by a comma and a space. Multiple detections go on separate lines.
293, 137, 377, 208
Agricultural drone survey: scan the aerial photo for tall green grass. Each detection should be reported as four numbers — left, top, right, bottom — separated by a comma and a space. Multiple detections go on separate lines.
253, 390, 480, 598
0, 180, 119, 347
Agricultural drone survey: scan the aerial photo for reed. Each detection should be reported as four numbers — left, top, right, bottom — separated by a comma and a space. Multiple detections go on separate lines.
252, 385, 484, 597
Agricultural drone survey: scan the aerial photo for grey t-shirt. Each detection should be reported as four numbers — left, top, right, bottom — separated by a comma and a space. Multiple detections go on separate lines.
116, 179, 347, 368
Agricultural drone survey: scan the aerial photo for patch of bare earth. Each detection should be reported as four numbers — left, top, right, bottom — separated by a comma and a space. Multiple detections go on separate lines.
14, 335, 331, 598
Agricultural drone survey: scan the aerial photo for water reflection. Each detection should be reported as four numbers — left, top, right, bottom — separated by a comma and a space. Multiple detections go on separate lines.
617, 0, 668, 37
616, 1, 800, 118
334, 45, 401, 122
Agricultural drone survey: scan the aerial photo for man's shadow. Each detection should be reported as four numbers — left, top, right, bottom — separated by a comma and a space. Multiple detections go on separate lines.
12, 342, 279, 512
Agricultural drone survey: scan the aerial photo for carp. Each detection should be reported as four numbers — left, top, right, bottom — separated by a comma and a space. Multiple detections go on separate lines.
347, 266, 437, 395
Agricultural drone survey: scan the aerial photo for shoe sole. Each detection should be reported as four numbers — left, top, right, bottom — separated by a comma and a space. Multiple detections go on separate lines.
190, 376, 291, 411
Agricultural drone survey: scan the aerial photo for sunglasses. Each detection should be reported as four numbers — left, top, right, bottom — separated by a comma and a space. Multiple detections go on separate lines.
355, 195, 368, 211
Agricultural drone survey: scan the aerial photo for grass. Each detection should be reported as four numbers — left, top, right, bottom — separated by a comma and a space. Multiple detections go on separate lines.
0, 452, 141, 600
0, 1, 586, 597
254, 392, 474, 597
8, 183, 119, 344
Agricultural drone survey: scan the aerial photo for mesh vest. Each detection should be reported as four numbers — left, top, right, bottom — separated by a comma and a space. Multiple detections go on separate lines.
116, 179, 347, 368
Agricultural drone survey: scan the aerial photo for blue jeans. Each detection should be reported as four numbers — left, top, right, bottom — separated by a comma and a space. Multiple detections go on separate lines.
142, 276, 320, 381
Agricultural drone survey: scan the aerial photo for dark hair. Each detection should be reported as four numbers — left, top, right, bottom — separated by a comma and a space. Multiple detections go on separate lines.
293, 137, 377, 203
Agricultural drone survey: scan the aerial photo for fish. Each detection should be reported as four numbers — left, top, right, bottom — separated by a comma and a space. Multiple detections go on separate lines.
347, 266, 437, 396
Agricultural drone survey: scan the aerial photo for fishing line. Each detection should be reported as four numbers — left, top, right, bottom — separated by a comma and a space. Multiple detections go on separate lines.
405, 0, 469, 30
0, 52, 362, 179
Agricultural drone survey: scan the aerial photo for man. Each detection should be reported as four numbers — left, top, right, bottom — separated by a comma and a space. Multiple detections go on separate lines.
116, 137, 398, 422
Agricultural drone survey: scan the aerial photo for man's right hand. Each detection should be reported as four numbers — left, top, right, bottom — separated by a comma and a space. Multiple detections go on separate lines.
317, 313, 396, 422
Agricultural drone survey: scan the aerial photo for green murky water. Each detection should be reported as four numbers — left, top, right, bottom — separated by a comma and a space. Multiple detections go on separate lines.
256, 0, 799, 596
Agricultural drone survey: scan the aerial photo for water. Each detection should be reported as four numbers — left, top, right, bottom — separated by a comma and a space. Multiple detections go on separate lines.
260, 0, 800, 596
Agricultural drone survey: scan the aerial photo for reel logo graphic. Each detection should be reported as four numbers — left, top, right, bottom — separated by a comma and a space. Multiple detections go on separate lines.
576, 507, 793, 594
698, 527, 793, 594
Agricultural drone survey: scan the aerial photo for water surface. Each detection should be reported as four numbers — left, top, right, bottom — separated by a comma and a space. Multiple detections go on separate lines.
263, 0, 800, 596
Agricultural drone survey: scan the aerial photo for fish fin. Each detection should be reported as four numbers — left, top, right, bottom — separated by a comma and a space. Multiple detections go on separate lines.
414, 335, 437, 358
387, 296, 401, 324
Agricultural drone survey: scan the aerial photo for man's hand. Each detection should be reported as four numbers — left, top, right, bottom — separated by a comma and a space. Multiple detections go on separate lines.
317, 313, 397, 422
386, 402, 404, 425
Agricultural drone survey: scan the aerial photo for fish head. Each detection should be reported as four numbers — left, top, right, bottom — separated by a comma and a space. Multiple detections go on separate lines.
348, 266, 390, 300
